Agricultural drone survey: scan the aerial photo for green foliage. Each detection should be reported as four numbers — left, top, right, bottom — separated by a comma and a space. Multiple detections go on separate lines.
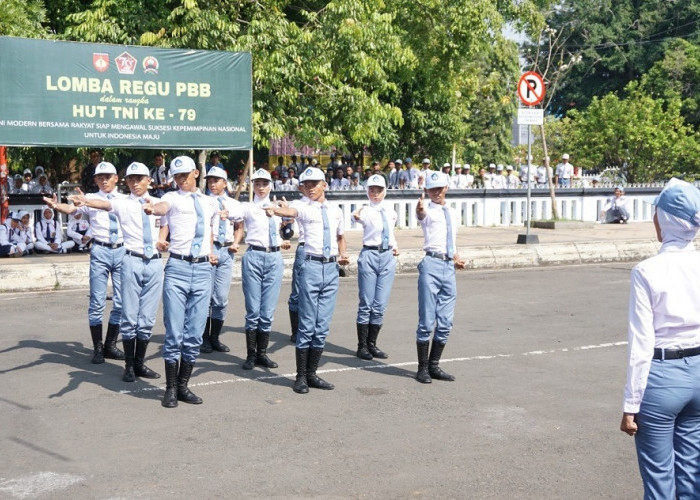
0, 0, 47, 37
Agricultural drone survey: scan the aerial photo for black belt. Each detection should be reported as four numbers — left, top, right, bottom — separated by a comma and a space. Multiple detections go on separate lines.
93, 240, 123, 249
214, 241, 234, 247
298, 242, 305, 247
363, 245, 392, 252
425, 251, 452, 261
169, 253, 209, 264
126, 249, 161, 261
653, 346, 700, 360
306, 255, 337, 263
248, 245, 280, 253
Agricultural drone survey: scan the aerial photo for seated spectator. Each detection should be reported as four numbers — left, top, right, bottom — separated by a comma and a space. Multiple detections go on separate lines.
17, 210, 34, 255
600, 186, 630, 223
34, 206, 74, 254
67, 212, 92, 252
0, 212, 24, 257
33, 171, 54, 195
21, 169, 35, 192
8, 174, 23, 194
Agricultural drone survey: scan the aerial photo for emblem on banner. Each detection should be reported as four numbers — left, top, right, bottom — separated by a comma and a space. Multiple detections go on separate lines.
92, 53, 109, 72
115, 52, 137, 74
142, 56, 159, 74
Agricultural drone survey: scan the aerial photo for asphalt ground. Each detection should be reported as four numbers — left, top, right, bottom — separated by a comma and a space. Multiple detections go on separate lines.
0, 264, 640, 499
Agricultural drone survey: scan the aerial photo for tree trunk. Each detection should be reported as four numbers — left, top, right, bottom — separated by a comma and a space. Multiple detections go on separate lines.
197, 149, 207, 191
540, 124, 559, 220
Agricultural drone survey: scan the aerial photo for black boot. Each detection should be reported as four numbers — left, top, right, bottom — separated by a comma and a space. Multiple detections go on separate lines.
416, 341, 431, 384
368, 324, 388, 359
293, 348, 309, 394
356, 323, 373, 360
307, 348, 334, 390
122, 338, 136, 382
162, 361, 179, 408
255, 330, 278, 368
90, 324, 104, 364
209, 318, 230, 352
242, 329, 257, 370
134, 339, 160, 379
289, 309, 299, 343
428, 341, 455, 381
177, 361, 203, 404
200, 317, 213, 354
104, 323, 125, 360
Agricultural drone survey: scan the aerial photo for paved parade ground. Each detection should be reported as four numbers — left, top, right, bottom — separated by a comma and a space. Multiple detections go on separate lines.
0, 264, 641, 499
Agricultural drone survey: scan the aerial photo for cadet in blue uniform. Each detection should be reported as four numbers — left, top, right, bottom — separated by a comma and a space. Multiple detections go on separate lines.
235, 169, 290, 371
69, 162, 164, 383
351, 174, 399, 360
286, 175, 310, 343
620, 178, 700, 498
45, 161, 126, 364
144, 156, 220, 408
200, 166, 244, 354
414, 172, 466, 383
266, 167, 349, 394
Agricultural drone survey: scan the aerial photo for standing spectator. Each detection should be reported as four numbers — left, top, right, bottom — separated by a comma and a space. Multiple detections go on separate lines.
463, 164, 474, 187
555, 153, 574, 187
451, 165, 467, 189
404, 158, 419, 189
620, 178, 700, 498
150, 152, 174, 197
348, 172, 364, 191
278, 167, 299, 192
330, 168, 350, 190
491, 165, 506, 189
388, 159, 400, 189
205, 152, 225, 174
81, 149, 103, 194
21, 169, 35, 192
289, 154, 302, 176
67, 212, 92, 252
274, 156, 287, 179
483, 164, 496, 189
441, 163, 453, 183
505, 165, 520, 189
600, 186, 630, 223
34, 206, 75, 254
535, 158, 550, 188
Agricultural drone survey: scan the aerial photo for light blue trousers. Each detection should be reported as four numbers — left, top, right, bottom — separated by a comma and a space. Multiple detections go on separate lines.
241, 249, 283, 333
119, 254, 163, 341
209, 244, 234, 321
88, 244, 125, 326
356, 248, 396, 325
162, 258, 212, 364
287, 243, 305, 312
635, 356, 700, 500
297, 259, 339, 349
415, 256, 456, 344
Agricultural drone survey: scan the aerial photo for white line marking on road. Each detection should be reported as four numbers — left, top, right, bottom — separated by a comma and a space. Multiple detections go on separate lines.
0, 472, 83, 499
119, 340, 628, 395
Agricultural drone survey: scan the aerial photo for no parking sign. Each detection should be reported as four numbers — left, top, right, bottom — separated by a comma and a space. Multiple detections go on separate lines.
517, 71, 545, 107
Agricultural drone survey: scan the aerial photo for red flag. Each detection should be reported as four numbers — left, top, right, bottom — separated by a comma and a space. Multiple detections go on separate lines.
0, 146, 8, 224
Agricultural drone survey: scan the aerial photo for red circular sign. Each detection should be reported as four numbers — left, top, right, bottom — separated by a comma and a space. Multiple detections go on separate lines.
517, 72, 545, 106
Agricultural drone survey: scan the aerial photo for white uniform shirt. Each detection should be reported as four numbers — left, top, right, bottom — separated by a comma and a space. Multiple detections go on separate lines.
519, 165, 536, 185
210, 193, 243, 244
330, 178, 350, 191
505, 173, 520, 189
290, 197, 309, 244
555, 162, 574, 180
278, 178, 299, 192
624, 242, 700, 413
109, 194, 161, 257
604, 195, 628, 212
240, 195, 282, 248
451, 174, 469, 189
161, 189, 218, 257
483, 172, 494, 189
76, 190, 126, 244
0, 224, 15, 251
32, 181, 54, 195
35, 217, 62, 245
295, 200, 344, 257
420, 201, 459, 254
536, 165, 550, 185
356, 201, 398, 250
67, 217, 91, 241
491, 173, 506, 189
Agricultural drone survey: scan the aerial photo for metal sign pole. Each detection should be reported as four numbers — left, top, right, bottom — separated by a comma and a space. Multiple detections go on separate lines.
526, 125, 531, 238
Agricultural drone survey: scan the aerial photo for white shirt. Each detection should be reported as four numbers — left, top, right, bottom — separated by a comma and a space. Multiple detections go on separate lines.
624, 242, 700, 413
161, 189, 218, 257
32, 181, 54, 195
67, 217, 91, 241
109, 193, 161, 257
356, 201, 398, 250
330, 178, 350, 191
604, 195, 628, 211
0, 224, 14, 251
420, 201, 459, 254
491, 173, 505, 189
555, 162, 574, 179
210, 193, 242, 244
295, 200, 344, 257
451, 174, 469, 189
290, 197, 309, 243
505, 173, 520, 189
240, 195, 282, 248
76, 190, 126, 244
536, 165, 550, 184
278, 178, 299, 191
519, 165, 536, 184
35, 217, 62, 245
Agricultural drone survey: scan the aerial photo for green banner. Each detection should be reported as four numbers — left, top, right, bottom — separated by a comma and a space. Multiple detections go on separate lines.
0, 37, 252, 149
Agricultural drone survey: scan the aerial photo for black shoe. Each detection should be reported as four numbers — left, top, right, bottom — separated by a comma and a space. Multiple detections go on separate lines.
289, 310, 299, 343
177, 361, 203, 404
428, 341, 455, 381
209, 318, 230, 352
104, 323, 125, 360
89, 324, 104, 364
307, 348, 334, 390
416, 341, 431, 384
122, 338, 136, 382
242, 329, 256, 370
368, 324, 388, 359
200, 317, 213, 353
356, 323, 373, 360
255, 330, 278, 368
162, 361, 179, 408
293, 348, 309, 394
134, 339, 160, 379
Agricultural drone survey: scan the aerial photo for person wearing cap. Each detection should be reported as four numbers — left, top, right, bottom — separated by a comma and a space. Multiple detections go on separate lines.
451, 165, 467, 189
0, 212, 24, 257
199, 166, 244, 354
414, 171, 466, 384
491, 164, 506, 189
142, 156, 221, 408
81, 149, 103, 194
518, 156, 536, 189
21, 169, 35, 193
463, 164, 474, 188
233, 168, 290, 371
404, 158, 420, 189
555, 153, 574, 187
600, 186, 630, 223
536, 157, 551, 187
620, 178, 700, 498
9, 174, 23, 194
45, 160, 126, 364
286, 173, 311, 344
265, 166, 350, 394
417, 158, 431, 187
66, 211, 92, 253
68, 162, 164, 383
351, 174, 399, 360
504, 165, 520, 190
